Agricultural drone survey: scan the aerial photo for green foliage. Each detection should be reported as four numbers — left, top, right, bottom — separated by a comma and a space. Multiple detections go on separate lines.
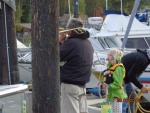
98, 0, 135, 14
79, 0, 85, 15
140, 0, 150, 8
21, 0, 31, 23
15, 0, 23, 23
85, 0, 95, 16
59, 0, 69, 16
16, 24, 23, 32
85, 0, 103, 17
99, 0, 150, 14
59, 0, 86, 16
15, 0, 150, 22
15, 0, 31, 23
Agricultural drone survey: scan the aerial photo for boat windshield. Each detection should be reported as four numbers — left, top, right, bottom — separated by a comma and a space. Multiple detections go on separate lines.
145, 37, 150, 47
104, 38, 118, 48
121, 37, 150, 49
97, 38, 106, 49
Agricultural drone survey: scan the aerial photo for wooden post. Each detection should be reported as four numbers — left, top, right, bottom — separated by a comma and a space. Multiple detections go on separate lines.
0, 0, 19, 84
0, 0, 8, 84
31, 0, 60, 113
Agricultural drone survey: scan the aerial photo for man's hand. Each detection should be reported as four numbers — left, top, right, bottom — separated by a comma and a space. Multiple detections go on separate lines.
59, 33, 66, 44
141, 85, 149, 93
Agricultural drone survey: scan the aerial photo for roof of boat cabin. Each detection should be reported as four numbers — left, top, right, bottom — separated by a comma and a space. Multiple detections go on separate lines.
95, 14, 150, 37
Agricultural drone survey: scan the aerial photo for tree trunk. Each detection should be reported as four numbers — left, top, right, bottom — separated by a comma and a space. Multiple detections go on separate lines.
0, 0, 7, 84
31, 0, 60, 113
0, 0, 19, 85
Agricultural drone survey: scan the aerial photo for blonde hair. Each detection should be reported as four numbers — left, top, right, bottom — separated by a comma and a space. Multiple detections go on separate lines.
108, 48, 123, 65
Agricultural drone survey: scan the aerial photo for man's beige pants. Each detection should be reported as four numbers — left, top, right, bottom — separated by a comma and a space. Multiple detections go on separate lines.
61, 83, 88, 113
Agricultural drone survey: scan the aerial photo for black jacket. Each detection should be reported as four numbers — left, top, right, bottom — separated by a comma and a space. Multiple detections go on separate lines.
122, 49, 150, 89
60, 31, 94, 86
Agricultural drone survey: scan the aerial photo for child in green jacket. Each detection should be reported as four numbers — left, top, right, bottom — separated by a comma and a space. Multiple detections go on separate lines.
106, 48, 127, 113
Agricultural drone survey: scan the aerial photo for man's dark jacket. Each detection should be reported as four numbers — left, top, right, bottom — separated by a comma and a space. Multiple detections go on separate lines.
60, 31, 94, 86
122, 49, 150, 89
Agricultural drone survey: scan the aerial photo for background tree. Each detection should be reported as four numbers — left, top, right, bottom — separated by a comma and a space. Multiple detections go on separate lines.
99, 0, 150, 14
15, 0, 150, 22
59, 0, 85, 16
21, 0, 31, 23
79, 0, 85, 15
59, 0, 69, 16
85, 0, 103, 17
15, 0, 23, 23
140, 0, 150, 8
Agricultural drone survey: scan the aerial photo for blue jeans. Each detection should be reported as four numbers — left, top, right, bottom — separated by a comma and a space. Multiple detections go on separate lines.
122, 83, 136, 113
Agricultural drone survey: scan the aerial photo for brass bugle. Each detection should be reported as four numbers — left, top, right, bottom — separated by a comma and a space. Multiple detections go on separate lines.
59, 27, 86, 34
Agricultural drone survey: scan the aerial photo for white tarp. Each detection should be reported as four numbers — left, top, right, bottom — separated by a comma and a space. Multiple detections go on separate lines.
16, 39, 28, 49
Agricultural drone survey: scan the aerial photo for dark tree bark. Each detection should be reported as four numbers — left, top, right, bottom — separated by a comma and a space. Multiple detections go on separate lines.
31, 0, 60, 113
0, 0, 19, 85
0, 0, 6, 84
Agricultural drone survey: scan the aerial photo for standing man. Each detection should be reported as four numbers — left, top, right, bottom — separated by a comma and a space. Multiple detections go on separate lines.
59, 18, 94, 113
122, 49, 149, 113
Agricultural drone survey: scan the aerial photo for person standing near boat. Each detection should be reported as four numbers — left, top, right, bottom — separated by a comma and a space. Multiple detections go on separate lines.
59, 18, 94, 113
122, 49, 149, 113
105, 48, 127, 113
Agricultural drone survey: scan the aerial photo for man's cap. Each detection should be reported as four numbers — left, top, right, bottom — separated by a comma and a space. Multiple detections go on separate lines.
66, 18, 83, 29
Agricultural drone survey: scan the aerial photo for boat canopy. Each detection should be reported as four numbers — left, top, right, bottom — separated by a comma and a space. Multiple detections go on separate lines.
95, 14, 150, 37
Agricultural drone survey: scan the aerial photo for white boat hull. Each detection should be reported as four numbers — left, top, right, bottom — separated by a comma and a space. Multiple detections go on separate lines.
18, 62, 32, 83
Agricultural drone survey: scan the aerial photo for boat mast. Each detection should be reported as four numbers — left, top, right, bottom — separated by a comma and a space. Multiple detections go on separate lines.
121, 0, 123, 15
121, 0, 141, 50
68, 0, 71, 18
74, 0, 79, 18
106, 0, 108, 10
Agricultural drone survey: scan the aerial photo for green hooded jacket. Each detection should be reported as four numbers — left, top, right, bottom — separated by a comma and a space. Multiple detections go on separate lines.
107, 65, 127, 101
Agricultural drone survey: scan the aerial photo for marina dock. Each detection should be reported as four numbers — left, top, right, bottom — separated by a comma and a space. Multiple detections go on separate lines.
0, 91, 104, 113
1, 90, 150, 113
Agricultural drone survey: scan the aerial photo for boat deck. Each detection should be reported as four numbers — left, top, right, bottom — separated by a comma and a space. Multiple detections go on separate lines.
87, 94, 106, 105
